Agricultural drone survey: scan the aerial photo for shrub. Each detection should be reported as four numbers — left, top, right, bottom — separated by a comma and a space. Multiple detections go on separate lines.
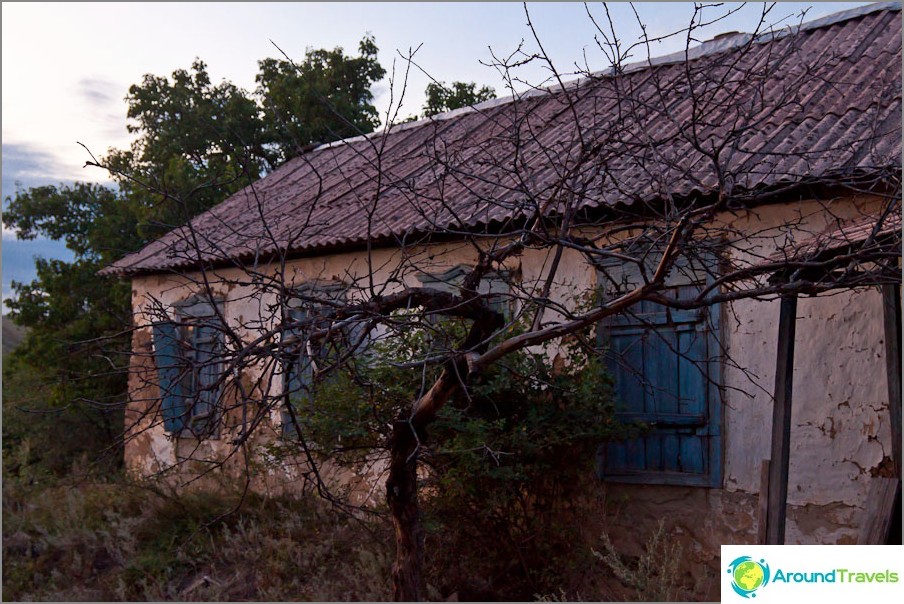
290, 312, 635, 599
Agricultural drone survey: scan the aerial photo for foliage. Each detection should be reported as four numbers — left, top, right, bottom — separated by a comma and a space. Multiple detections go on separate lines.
295, 312, 625, 459
593, 520, 688, 602
289, 314, 635, 599
256, 35, 386, 161
2, 314, 124, 483
117, 59, 274, 232
2, 39, 387, 477
2, 481, 393, 601
421, 340, 629, 599
422, 81, 496, 117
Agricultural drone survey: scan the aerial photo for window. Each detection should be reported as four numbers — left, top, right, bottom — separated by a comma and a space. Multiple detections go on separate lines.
596, 253, 722, 487
416, 265, 514, 359
151, 298, 224, 437
281, 282, 352, 435
417, 265, 514, 319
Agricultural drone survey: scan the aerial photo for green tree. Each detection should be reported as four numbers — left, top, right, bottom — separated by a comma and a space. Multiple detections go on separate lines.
4, 182, 138, 478
423, 81, 496, 117
288, 314, 626, 599
117, 59, 275, 236
257, 35, 386, 161
2, 39, 386, 478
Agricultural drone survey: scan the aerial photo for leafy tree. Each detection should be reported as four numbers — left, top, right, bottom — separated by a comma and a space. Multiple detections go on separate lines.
118, 59, 275, 235
4, 183, 137, 478
2, 39, 387, 477
256, 35, 386, 161
290, 314, 628, 598
423, 81, 496, 117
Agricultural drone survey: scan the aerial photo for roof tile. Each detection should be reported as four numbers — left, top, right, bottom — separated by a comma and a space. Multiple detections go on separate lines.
103, 5, 902, 276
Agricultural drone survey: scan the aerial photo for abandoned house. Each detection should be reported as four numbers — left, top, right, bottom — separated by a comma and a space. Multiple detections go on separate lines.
102, 1, 902, 574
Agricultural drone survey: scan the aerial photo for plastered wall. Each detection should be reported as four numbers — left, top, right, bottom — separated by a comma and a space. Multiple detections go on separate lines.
124, 195, 895, 551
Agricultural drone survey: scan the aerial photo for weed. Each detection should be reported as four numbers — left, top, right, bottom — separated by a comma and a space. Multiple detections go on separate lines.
2, 480, 392, 601
593, 519, 687, 602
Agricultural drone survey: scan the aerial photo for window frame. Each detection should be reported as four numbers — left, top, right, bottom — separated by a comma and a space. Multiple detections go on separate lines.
280, 281, 351, 436
416, 264, 515, 320
151, 296, 225, 439
595, 251, 724, 488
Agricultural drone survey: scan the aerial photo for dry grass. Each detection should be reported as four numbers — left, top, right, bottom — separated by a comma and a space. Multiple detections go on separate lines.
2, 480, 392, 601
3, 476, 707, 601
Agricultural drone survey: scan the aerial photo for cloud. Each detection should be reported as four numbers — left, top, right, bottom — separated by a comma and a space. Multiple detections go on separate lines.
73, 77, 131, 144
1, 143, 80, 308
76, 77, 120, 107
1, 237, 75, 311
2, 226, 21, 241
1, 143, 70, 210
2, 143, 75, 243
1, 141, 116, 207
1, 143, 65, 189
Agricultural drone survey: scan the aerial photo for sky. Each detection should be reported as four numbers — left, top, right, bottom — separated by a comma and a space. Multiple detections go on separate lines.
0, 1, 872, 310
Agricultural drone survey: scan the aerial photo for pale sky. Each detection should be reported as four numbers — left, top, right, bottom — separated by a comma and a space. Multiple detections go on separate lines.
0, 1, 873, 306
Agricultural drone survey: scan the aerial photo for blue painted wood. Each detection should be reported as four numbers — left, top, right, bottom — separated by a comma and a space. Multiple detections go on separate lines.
152, 321, 187, 433
643, 434, 667, 471
600, 283, 721, 486
191, 323, 221, 431
678, 329, 706, 416
680, 434, 705, 474
647, 328, 679, 414
612, 330, 645, 413
662, 433, 680, 472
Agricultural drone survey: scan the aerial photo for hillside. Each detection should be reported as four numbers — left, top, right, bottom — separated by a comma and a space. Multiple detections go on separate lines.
2, 315, 27, 355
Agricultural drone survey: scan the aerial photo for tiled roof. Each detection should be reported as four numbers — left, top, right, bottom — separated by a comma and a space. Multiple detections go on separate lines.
103, 3, 902, 276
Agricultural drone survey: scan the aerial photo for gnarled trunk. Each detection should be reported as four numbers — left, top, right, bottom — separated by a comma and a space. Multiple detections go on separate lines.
385, 308, 503, 601
387, 420, 426, 601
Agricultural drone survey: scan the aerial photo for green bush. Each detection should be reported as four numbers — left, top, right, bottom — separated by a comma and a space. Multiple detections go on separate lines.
289, 311, 636, 599
2, 351, 123, 483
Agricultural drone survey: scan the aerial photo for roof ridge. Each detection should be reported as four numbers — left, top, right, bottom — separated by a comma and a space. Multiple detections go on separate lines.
612, 1, 901, 76
101, 3, 901, 277
311, 2, 901, 153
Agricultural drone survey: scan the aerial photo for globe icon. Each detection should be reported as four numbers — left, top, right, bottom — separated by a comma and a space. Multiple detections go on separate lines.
733, 560, 765, 592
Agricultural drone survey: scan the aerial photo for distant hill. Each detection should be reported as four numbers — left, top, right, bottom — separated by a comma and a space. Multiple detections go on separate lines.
2, 315, 27, 355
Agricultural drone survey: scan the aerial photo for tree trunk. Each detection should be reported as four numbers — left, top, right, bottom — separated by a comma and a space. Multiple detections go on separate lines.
385, 311, 502, 601
387, 419, 427, 602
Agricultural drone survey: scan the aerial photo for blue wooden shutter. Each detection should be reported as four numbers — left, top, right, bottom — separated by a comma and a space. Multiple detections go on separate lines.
152, 321, 188, 433
600, 285, 722, 487
190, 322, 221, 432
282, 307, 316, 434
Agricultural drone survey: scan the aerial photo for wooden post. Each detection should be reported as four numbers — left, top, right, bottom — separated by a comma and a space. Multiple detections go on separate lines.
757, 459, 771, 544
882, 284, 901, 477
766, 294, 797, 544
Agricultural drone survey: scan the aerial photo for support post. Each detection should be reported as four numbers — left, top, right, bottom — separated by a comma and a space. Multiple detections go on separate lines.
882, 284, 901, 477
757, 459, 771, 544
766, 294, 797, 544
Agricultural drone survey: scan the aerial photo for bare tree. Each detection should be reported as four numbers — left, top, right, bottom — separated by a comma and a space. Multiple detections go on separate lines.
94, 3, 900, 600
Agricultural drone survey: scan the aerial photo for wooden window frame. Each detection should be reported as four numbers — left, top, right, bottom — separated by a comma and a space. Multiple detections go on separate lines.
281, 281, 350, 437
151, 296, 225, 439
595, 252, 724, 488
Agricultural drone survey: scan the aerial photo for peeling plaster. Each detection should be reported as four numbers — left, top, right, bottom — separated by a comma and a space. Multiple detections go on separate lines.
124, 195, 894, 546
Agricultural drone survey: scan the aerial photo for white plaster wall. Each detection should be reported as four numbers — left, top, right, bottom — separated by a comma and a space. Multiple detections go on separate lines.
126, 195, 894, 532
722, 289, 890, 507
126, 240, 566, 478
720, 196, 893, 514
